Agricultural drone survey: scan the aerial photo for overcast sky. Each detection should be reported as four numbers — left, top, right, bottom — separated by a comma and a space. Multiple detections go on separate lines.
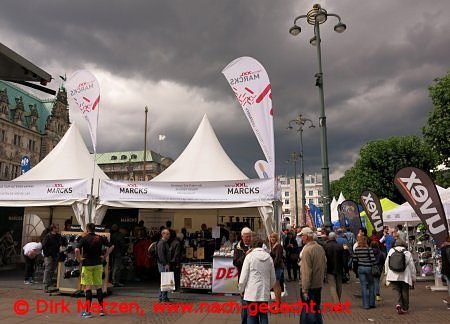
1, 0, 449, 180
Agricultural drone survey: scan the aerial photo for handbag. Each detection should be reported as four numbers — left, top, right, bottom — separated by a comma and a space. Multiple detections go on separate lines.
160, 271, 176, 292
371, 265, 381, 277
370, 248, 381, 277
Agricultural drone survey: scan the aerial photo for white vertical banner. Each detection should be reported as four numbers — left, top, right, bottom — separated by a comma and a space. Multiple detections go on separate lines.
66, 70, 101, 152
222, 57, 275, 177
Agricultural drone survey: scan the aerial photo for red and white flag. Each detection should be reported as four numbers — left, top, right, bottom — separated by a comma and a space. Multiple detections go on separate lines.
222, 57, 274, 177
66, 70, 101, 152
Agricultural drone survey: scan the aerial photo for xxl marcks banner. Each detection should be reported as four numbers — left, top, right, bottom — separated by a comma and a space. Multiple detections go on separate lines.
0, 179, 88, 200
66, 70, 101, 152
222, 57, 275, 177
394, 167, 449, 246
100, 179, 274, 202
360, 190, 384, 235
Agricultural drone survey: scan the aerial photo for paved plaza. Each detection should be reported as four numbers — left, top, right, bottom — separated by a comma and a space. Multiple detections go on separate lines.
0, 268, 448, 324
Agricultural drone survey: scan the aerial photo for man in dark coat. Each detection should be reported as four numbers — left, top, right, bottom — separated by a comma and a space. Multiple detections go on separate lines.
42, 224, 61, 293
324, 232, 345, 303
110, 224, 127, 287
157, 228, 171, 302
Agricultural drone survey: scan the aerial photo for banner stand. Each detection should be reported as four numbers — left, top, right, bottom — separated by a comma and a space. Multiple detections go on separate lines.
429, 247, 447, 291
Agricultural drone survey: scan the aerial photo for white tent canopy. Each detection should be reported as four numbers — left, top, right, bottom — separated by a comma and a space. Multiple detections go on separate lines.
99, 115, 274, 233
331, 192, 346, 222
1, 123, 109, 228
384, 186, 450, 225
153, 114, 248, 182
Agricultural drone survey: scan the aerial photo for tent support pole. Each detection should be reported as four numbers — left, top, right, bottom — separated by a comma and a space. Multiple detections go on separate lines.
273, 201, 279, 233
48, 206, 53, 227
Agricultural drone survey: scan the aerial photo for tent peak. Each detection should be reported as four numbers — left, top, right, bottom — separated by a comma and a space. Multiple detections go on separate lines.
152, 115, 247, 181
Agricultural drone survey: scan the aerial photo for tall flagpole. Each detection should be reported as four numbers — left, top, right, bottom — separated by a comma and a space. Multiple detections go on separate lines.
88, 104, 99, 224
143, 106, 148, 181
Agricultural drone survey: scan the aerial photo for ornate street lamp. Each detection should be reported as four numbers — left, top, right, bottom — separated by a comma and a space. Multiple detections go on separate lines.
289, 3, 347, 230
288, 114, 315, 226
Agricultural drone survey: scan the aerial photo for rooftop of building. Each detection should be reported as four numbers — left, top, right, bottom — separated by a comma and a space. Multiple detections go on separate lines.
95, 150, 172, 164
0, 80, 56, 134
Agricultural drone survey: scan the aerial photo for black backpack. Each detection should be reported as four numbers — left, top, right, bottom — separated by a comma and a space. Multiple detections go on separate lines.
389, 248, 406, 272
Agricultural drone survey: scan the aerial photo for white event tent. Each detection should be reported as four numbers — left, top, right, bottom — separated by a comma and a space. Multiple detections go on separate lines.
0, 123, 109, 229
98, 115, 276, 234
330, 192, 346, 222
384, 186, 450, 225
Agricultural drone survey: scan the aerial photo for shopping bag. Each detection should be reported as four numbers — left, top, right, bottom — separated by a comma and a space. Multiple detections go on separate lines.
160, 272, 175, 292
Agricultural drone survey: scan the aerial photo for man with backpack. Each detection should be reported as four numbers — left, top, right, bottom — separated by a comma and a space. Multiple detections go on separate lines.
384, 239, 416, 315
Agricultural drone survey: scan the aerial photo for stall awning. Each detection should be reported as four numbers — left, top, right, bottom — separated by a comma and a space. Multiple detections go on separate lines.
0, 42, 55, 94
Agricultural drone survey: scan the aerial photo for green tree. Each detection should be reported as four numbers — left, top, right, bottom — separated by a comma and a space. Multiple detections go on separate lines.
331, 136, 438, 204
423, 71, 450, 187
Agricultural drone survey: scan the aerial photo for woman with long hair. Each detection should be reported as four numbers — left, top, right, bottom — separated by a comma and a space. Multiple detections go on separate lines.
269, 232, 284, 301
354, 235, 376, 309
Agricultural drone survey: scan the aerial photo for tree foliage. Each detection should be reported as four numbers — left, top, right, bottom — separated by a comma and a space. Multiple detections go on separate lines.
422, 71, 450, 187
423, 71, 450, 168
331, 136, 438, 204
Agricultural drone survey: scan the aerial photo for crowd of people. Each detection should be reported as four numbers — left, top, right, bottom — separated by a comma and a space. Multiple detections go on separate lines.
227, 223, 450, 324
17, 220, 450, 322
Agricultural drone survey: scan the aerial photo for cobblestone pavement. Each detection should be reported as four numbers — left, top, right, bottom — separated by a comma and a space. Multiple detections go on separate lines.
0, 274, 448, 323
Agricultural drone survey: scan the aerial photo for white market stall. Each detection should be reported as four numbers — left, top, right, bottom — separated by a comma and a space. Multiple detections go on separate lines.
98, 115, 277, 293
0, 124, 113, 293
383, 186, 450, 226
0, 123, 109, 228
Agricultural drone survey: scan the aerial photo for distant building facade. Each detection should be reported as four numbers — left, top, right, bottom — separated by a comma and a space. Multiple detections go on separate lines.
96, 150, 173, 181
278, 173, 323, 226
0, 81, 70, 180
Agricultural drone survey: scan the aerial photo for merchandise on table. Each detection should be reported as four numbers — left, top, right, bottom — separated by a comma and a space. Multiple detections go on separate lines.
180, 263, 212, 289
213, 247, 234, 257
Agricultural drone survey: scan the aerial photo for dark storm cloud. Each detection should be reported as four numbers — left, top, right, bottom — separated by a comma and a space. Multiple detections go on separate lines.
0, 0, 449, 179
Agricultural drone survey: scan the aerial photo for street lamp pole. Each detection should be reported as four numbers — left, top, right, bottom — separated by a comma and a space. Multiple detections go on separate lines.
288, 114, 315, 226
143, 106, 148, 181
289, 4, 347, 231
287, 152, 300, 227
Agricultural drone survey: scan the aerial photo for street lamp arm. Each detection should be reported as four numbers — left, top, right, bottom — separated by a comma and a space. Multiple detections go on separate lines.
293, 14, 308, 26
290, 6, 346, 35
288, 114, 316, 132
326, 13, 344, 23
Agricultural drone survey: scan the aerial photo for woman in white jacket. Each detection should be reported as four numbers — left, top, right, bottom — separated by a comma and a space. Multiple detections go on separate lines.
238, 237, 276, 324
384, 239, 416, 315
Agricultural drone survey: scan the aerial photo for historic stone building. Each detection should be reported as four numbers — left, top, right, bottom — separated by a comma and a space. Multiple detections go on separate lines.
279, 173, 323, 226
0, 80, 70, 180
95, 150, 173, 181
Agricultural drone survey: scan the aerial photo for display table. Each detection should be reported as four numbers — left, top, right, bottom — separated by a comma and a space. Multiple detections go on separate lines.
57, 231, 112, 294
212, 256, 239, 294
180, 262, 212, 290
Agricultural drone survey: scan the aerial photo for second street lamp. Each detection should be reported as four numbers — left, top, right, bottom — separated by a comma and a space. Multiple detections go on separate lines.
288, 114, 315, 226
289, 3, 347, 230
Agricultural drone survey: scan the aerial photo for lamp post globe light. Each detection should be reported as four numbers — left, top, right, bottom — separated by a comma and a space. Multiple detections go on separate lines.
289, 3, 346, 230
286, 152, 301, 227
288, 114, 315, 226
